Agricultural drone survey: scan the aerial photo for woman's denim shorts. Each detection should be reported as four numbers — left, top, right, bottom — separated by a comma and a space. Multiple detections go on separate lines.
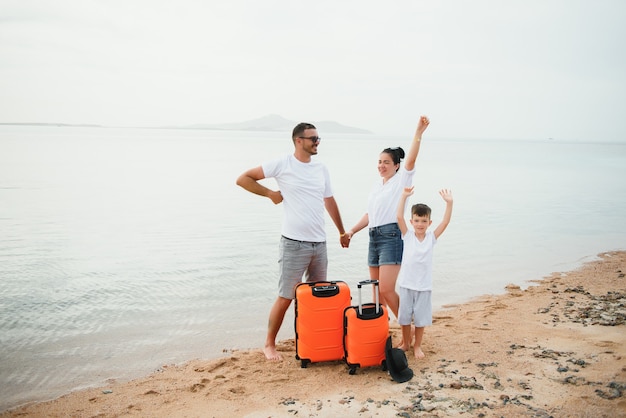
368, 222, 403, 267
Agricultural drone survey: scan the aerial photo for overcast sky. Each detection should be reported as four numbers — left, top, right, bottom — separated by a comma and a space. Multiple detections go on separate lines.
1, 0, 625, 141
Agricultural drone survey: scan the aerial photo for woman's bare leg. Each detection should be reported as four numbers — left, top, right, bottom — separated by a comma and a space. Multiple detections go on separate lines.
378, 264, 400, 319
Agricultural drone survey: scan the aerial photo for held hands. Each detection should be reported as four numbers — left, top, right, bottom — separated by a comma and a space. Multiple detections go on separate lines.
439, 189, 453, 203
340, 233, 350, 248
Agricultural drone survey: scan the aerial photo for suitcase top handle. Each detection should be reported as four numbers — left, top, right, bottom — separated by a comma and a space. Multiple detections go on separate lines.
311, 284, 340, 297
357, 279, 379, 288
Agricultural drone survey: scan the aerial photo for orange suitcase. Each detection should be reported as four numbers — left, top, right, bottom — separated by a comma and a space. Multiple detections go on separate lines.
294, 281, 351, 368
343, 280, 389, 374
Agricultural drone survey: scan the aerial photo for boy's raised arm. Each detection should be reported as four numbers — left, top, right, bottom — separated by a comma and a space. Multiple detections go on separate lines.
397, 186, 414, 235
434, 189, 453, 239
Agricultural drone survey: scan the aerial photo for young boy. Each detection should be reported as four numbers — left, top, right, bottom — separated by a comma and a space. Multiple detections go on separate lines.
396, 186, 453, 359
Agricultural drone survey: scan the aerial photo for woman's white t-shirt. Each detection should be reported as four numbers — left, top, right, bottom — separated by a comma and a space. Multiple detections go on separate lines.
367, 167, 415, 227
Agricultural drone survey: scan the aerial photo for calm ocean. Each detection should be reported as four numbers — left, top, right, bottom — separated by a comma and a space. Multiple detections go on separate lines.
1, 125, 625, 410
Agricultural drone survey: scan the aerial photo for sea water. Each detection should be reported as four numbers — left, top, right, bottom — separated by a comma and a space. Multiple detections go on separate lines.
1, 125, 625, 410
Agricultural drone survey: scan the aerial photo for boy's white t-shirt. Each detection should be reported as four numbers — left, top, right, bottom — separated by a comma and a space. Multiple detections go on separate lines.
397, 230, 437, 291
262, 154, 333, 242
367, 167, 414, 227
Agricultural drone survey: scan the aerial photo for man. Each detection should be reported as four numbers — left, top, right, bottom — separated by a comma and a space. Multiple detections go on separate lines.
236, 122, 348, 360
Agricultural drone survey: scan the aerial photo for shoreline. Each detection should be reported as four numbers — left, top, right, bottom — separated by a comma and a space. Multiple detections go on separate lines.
2, 251, 625, 417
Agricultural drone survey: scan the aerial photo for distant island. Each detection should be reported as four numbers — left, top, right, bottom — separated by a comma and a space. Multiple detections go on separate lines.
0, 115, 372, 134
166, 114, 372, 134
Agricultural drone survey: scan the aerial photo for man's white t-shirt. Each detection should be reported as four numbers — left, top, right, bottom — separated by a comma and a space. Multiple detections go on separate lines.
397, 230, 437, 291
262, 154, 333, 242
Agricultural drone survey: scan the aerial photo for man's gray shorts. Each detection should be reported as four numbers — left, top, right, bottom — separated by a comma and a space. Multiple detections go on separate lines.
278, 236, 328, 299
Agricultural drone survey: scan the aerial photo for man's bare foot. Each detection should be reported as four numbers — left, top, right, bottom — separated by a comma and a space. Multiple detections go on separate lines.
263, 345, 283, 361
414, 346, 425, 359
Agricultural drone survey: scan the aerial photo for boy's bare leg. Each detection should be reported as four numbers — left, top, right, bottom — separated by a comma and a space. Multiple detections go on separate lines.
413, 326, 425, 359
264, 296, 292, 361
398, 324, 412, 351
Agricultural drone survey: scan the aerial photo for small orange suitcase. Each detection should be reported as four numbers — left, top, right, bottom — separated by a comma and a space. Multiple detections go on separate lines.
294, 281, 351, 368
343, 280, 389, 374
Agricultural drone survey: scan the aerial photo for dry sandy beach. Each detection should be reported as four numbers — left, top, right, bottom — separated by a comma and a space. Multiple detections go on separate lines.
3, 251, 625, 418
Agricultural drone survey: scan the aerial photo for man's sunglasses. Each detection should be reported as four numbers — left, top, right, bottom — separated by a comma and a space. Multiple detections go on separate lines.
299, 136, 321, 143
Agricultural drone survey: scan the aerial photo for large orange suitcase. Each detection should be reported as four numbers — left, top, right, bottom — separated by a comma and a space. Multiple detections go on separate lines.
343, 280, 389, 374
294, 281, 351, 368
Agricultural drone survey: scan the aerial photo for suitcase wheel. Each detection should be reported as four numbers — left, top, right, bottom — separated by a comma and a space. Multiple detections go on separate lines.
348, 366, 357, 375
301, 359, 310, 369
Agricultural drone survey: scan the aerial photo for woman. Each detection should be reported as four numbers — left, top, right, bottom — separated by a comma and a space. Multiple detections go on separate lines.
342, 116, 430, 321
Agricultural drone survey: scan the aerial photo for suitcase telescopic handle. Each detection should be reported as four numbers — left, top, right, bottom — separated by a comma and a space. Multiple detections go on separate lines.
356, 280, 380, 315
